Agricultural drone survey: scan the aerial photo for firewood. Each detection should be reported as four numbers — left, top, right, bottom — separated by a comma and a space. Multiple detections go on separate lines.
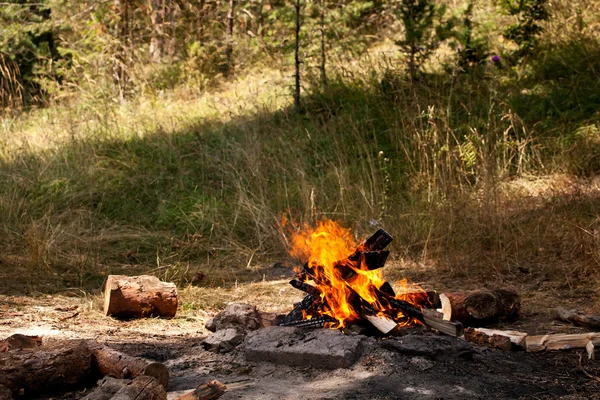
440, 289, 520, 326
82, 377, 129, 400
90, 345, 169, 387
464, 328, 528, 350
111, 376, 166, 400
103, 275, 178, 319
556, 308, 600, 330
0, 334, 42, 353
587, 340, 596, 360
421, 309, 464, 337
0, 340, 91, 397
365, 315, 399, 335
176, 380, 226, 400
525, 332, 600, 352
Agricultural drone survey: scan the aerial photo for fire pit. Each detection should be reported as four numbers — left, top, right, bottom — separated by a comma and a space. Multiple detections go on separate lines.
278, 220, 463, 337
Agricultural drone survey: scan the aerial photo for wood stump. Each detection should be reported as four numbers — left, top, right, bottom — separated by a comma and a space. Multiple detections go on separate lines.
104, 275, 178, 319
90, 346, 169, 387
0, 340, 91, 396
440, 289, 520, 326
82, 377, 129, 400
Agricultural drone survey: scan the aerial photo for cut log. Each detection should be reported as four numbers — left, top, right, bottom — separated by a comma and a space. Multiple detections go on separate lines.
0, 339, 91, 396
82, 377, 129, 400
0, 334, 42, 353
104, 275, 178, 319
90, 345, 169, 387
440, 289, 520, 326
556, 308, 600, 330
365, 315, 399, 335
176, 380, 227, 400
111, 376, 166, 400
525, 332, 600, 352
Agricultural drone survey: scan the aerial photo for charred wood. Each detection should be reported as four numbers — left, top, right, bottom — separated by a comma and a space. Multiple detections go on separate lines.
279, 315, 335, 328
280, 294, 316, 325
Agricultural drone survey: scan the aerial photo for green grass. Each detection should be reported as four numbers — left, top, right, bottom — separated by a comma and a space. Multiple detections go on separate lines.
0, 2, 599, 297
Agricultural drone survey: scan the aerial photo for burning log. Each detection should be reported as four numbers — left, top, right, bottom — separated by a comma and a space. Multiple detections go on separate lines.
439, 289, 520, 326
104, 275, 178, 319
556, 308, 600, 330
0, 340, 91, 397
90, 345, 169, 387
284, 225, 464, 336
280, 315, 335, 329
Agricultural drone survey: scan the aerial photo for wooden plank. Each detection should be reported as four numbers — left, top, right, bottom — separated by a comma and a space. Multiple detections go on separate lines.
365, 315, 399, 335
525, 332, 600, 352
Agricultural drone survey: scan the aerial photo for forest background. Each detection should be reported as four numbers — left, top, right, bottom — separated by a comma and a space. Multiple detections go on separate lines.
0, 0, 598, 306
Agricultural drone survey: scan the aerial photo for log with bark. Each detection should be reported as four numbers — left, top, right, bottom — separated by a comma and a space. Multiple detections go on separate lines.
111, 376, 166, 400
556, 308, 600, 330
525, 332, 600, 352
440, 289, 520, 326
90, 345, 169, 387
176, 380, 227, 400
82, 377, 129, 400
0, 340, 91, 397
104, 275, 178, 319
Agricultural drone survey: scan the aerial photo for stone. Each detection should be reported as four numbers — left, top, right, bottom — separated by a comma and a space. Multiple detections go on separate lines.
245, 326, 366, 369
380, 334, 472, 358
205, 303, 262, 333
202, 329, 244, 353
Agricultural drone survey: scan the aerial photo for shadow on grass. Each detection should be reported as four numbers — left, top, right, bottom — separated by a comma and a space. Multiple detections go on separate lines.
0, 37, 599, 297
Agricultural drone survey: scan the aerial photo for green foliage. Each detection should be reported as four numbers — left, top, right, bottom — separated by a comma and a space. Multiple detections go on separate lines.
454, 3, 490, 71
499, 0, 549, 59
395, 0, 454, 78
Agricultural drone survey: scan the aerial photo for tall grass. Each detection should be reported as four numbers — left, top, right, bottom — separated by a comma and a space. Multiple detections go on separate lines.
0, 1, 599, 296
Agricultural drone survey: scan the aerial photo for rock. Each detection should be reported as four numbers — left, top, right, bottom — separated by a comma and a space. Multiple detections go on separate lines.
245, 326, 366, 369
202, 329, 244, 353
205, 303, 262, 333
380, 334, 472, 358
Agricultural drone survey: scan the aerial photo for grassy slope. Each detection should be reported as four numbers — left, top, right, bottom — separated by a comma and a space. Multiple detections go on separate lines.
0, 1, 598, 309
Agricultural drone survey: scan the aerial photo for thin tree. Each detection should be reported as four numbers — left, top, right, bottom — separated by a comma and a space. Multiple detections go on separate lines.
294, 0, 302, 113
113, 0, 131, 96
149, 0, 165, 62
319, 0, 327, 89
223, 0, 236, 76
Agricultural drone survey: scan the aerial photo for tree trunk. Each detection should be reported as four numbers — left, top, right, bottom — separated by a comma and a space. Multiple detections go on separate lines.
103, 275, 178, 319
90, 345, 169, 387
0, 340, 91, 397
113, 0, 130, 96
223, 0, 236, 76
319, 0, 327, 89
149, 0, 166, 62
294, 0, 302, 113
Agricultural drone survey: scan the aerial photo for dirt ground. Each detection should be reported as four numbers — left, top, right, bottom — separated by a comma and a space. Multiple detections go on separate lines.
1, 262, 600, 399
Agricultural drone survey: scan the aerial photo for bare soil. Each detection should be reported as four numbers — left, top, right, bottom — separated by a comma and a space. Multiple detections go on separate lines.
1, 262, 600, 399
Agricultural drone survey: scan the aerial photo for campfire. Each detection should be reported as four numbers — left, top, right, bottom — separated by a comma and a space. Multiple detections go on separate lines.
279, 220, 463, 337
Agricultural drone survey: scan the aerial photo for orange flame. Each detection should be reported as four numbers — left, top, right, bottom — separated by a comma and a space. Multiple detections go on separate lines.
287, 218, 430, 330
